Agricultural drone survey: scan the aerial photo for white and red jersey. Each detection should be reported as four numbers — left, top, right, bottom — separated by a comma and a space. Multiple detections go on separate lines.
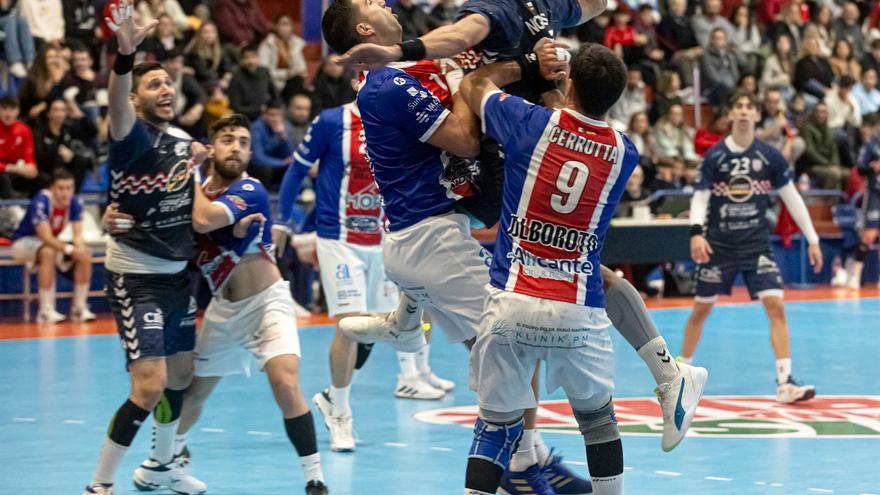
481, 90, 639, 307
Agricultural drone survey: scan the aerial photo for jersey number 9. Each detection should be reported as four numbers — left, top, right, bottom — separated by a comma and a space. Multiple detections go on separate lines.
550, 161, 590, 214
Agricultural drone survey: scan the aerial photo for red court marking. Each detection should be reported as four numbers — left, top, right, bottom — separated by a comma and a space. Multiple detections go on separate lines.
0, 287, 876, 341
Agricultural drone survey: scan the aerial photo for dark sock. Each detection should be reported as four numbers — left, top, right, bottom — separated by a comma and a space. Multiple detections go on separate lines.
284, 411, 318, 457
585, 439, 624, 478
108, 399, 151, 446
465, 458, 504, 493
355, 343, 373, 370
856, 243, 869, 262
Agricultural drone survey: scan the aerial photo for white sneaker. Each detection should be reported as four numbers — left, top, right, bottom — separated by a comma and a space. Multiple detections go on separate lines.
312, 390, 333, 430
847, 275, 862, 290
395, 373, 445, 400
776, 377, 816, 404
328, 414, 356, 452
132, 458, 207, 494
423, 372, 455, 392
72, 307, 97, 322
831, 267, 848, 287
82, 484, 113, 495
338, 312, 426, 352
655, 362, 709, 452
37, 308, 66, 323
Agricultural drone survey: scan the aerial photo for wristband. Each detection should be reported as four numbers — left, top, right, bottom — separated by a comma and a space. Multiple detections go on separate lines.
64, 244, 74, 256
689, 225, 704, 237
397, 39, 426, 62
515, 52, 556, 95
113, 52, 135, 75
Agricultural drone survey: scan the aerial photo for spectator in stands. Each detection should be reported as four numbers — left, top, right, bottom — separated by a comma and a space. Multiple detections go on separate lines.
59, 42, 101, 127
737, 73, 758, 95
605, 8, 637, 59
393, 0, 429, 41
652, 103, 700, 164
657, 0, 702, 83
17, 44, 66, 120
825, 75, 862, 167
650, 70, 683, 124
692, 0, 735, 49
860, 39, 880, 78
10, 168, 94, 323
62, 0, 99, 58
628, 111, 655, 167
1, 0, 36, 78
694, 108, 729, 156
616, 164, 651, 218
249, 99, 293, 189
767, 0, 804, 48
0, 95, 38, 198
137, 0, 190, 34
834, 2, 866, 59
32, 98, 96, 191
18, 0, 63, 47
794, 35, 835, 100
140, 14, 182, 62
212, 0, 270, 48
853, 68, 880, 116
700, 28, 739, 105
651, 157, 687, 192
258, 15, 307, 97
184, 21, 233, 91
161, 49, 207, 139
228, 44, 275, 121
800, 102, 845, 189
630, 4, 665, 84
803, 5, 833, 57
287, 93, 311, 148
758, 88, 806, 164
570, 11, 609, 45
762, 34, 797, 100
608, 67, 647, 131
311, 56, 356, 112
428, 0, 457, 29
830, 39, 862, 81
730, 5, 762, 75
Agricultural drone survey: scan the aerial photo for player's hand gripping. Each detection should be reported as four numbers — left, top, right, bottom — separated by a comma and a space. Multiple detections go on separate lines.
807, 243, 823, 273
233, 213, 266, 238
105, 0, 158, 55
102, 202, 135, 234
534, 38, 570, 82
690, 234, 713, 264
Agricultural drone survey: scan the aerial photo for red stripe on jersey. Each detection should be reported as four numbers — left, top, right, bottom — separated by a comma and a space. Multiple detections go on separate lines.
343, 110, 383, 245
360, 60, 454, 108
510, 111, 622, 304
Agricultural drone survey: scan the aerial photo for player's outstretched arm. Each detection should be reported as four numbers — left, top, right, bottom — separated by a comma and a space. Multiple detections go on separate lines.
106, 0, 158, 140
777, 182, 823, 273
458, 60, 522, 116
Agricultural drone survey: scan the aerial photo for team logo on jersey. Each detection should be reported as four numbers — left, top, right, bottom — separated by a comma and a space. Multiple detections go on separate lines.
415, 396, 880, 438
226, 194, 247, 211
165, 160, 192, 193
393, 76, 407, 86
726, 175, 754, 203
174, 141, 189, 157
752, 158, 763, 172
439, 153, 481, 199
507, 215, 599, 253
242, 183, 255, 192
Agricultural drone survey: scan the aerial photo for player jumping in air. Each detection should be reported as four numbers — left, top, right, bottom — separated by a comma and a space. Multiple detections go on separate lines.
458, 42, 634, 495
681, 90, 822, 404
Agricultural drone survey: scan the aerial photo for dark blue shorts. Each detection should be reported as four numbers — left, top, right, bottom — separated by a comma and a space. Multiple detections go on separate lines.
694, 252, 784, 301
864, 190, 880, 229
105, 269, 196, 367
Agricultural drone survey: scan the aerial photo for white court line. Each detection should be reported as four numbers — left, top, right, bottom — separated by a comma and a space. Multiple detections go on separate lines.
430, 447, 452, 452
63, 419, 85, 424
654, 471, 682, 477
769, 483, 784, 487
384, 442, 407, 448
201, 428, 225, 433
624, 466, 635, 472
246, 431, 272, 436
754, 481, 767, 485
564, 460, 586, 466
807, 489, 833, 493
705, 476, 733, 481
12, 417, 36, 422
859, 492, 879, 495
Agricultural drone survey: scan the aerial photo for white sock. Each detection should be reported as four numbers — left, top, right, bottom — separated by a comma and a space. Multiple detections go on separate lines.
394, 293, 422, 329
397, 351, 419, 377
533, 430, 551, 466
636, 336, 680, 385
591, 474, 624, 495
173, 433, 187, 456
776, 358, 792, 384
152, 419, 180, 464
680, 356, 693, 364
300, 452, 324, 483
415, 344, 431, 375
92, 436, 129, 485
73, 283, 89, 312
329, 385, 351, 417
39, 288, 55, 314
508, 428, 537, 472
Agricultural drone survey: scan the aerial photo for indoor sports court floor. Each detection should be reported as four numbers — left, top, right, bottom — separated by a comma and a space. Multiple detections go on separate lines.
1, 287, 878, 494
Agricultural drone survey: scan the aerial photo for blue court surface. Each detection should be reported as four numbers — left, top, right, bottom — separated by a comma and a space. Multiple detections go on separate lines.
1, 297, 879, 494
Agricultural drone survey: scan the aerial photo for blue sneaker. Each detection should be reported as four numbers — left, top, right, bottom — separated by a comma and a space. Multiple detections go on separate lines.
541, 451, 592, 494
499, 463, 555, 495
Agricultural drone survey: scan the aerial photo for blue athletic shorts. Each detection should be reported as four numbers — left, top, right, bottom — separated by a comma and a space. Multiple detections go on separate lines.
694, 251, 784, 300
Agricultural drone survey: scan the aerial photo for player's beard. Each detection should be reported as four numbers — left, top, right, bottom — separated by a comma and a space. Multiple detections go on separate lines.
215, 157, 245, 180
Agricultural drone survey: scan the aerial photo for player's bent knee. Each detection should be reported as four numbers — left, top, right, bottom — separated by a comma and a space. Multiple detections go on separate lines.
468, 415, 525, 469
572, 399, 620, 446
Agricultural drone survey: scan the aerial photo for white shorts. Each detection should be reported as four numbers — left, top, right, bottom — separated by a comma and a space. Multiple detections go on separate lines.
383, 213, 488, 343
194, 280, 301, 377
316, 237, 399, 316
470, 287, 615, 413
11, 236, 73, 271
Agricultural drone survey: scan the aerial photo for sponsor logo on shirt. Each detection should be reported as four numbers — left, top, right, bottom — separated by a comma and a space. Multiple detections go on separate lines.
226, 194, 247, 210
507, 215, 599, 253
506, 245, 594, 282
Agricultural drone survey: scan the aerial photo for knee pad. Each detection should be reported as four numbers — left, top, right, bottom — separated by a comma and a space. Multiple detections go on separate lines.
573, 400, 620, 446
154, 388, 185, 424
467, 417, 524, 468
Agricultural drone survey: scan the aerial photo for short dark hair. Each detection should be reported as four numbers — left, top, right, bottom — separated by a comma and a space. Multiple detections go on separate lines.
160, 48, 183, 62
569, 43, 627, 117
727, 89, 759, 108
209, 113, 251, 140
241, 43, 260, 57
839, 74, 856, 88
132, 62, 168, 92
51, 168, 75, 184
0, 95, 18, 108
264, 98, 285, 111
322, 0, 361, 54
872, 38, 880, 51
